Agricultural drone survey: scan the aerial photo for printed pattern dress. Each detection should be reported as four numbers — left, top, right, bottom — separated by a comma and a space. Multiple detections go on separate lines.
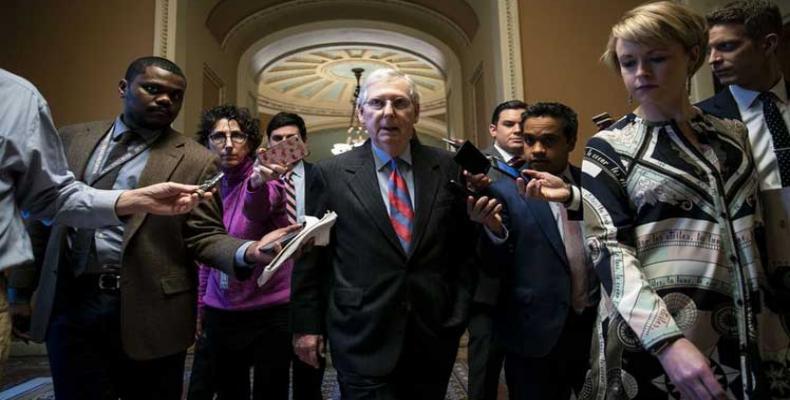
580, 112, 790, 399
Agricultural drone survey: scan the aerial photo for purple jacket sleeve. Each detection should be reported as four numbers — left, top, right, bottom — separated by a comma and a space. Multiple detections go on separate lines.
242, 178, 286, 222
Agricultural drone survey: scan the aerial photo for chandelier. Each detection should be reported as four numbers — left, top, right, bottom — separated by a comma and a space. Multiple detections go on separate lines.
331, 67, 367, 155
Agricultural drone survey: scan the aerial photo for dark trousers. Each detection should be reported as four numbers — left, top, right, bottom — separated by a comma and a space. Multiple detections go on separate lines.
186, 304, 324, 400
503, 307, 595, 400
336, 318, 460, 400
467, 303, 505, 400
46, 274, 186, 400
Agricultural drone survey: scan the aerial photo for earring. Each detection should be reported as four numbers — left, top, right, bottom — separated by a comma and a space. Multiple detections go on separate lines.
686, 76, 692, 95
627, 94, 633, 105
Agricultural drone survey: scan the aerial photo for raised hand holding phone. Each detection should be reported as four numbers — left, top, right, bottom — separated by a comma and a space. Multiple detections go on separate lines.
258, 135, 309, 166
249, 148, 289, 189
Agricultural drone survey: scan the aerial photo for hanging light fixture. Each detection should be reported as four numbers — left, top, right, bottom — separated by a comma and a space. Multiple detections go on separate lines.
331, 67, 366, 155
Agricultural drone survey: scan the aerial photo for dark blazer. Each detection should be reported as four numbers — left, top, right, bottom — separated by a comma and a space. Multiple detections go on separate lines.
471, 145, 516, 306
481, 145, 515, 183
291, 139, 476, 377
24, 120, 247, 360
696, 87, 742, 120
697, 81, 790, 121
481, 165, 583, 357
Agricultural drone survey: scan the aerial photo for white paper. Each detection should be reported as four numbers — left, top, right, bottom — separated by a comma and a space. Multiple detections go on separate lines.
257, 211, 338, 287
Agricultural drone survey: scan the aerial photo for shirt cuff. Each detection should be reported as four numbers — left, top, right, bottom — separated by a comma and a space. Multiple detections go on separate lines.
564, 185, 581, 212
234, 241, 256, 268
101, 189, 125, 225
484, 225, 509, 244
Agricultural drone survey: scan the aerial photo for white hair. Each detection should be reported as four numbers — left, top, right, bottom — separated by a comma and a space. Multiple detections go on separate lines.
356, 68, 421, 108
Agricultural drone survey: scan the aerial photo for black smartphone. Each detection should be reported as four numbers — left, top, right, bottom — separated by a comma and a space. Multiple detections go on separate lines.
258, 223, 305, 253
446, 179, 478, 198
197, 171, 224, 192
453, 141, 491, 175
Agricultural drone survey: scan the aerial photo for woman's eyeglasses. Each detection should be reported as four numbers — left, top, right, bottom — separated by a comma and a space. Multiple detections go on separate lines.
208, 132, 248, 146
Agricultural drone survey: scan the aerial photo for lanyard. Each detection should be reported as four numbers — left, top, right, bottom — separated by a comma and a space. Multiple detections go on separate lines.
88, 128, 156, 185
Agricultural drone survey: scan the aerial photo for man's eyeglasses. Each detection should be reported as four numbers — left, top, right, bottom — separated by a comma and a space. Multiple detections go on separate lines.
208, 132, 248, 146
364, 97, 413, 111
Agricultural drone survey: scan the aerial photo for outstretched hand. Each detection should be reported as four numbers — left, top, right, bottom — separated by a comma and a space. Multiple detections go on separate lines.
115, 182, 213, 216
463, 170, 492, 192
249, 148, 289, 189
466, 195, 503, 235
244, 224, 303, 264
516, 169, 571, 203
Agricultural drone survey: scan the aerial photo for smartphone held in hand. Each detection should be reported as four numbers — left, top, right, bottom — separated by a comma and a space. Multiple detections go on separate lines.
259, 135, 309, 166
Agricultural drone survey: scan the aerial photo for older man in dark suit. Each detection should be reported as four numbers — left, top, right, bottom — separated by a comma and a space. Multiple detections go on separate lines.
11, 57, 292, 400
291, 68, 479, 399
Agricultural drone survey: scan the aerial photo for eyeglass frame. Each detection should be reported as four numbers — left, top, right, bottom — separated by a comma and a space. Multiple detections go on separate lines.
362, 97, 413, 111
208, 131, 249, 147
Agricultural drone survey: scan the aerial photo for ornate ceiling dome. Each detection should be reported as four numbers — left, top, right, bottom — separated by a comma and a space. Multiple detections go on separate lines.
257, 45, 446, 117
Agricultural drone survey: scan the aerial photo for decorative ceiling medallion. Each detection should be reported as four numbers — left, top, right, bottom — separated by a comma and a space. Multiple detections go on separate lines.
257, 45, 445, 116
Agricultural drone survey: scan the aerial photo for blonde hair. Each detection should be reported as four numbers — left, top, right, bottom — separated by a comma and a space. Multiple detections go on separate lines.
602, 1, 708, 75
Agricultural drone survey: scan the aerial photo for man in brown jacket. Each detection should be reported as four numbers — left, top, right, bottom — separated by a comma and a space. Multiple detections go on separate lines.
10, 57, 292, 400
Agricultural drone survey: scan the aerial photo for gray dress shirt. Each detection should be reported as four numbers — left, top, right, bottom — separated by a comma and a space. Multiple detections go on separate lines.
0, 69, 121, 270
82, 116, 157, 269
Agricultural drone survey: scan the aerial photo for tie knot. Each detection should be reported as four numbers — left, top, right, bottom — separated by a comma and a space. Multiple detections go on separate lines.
759, 92, 777, 104
389, 158, 401, 171
507, 156, 526, 169
114, 130, 138, 145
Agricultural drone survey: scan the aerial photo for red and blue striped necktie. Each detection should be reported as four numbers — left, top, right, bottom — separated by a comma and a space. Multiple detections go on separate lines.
387, 158, 414, 252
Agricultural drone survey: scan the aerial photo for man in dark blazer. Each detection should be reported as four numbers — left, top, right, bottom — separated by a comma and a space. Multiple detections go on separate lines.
481, 102, 596, 400
265, 111, 325, 397
11, 57, 291, 400
698, 0, 790, 315
698, 0, 788, 189
291, 68, 477, 399
469, 100, 527, 400
265, 112, 318, 223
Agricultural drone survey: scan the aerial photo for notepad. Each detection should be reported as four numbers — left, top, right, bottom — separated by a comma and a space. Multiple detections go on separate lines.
257, 211, 338, 287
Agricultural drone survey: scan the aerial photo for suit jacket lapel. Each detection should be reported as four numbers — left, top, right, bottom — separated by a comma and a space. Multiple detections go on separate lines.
123, 128, 185, 244
345, 142, 404, 255
66, 121, 113, 180
524, 197, 568, 267
409, 141, 441, 258
715, 89, 743, 121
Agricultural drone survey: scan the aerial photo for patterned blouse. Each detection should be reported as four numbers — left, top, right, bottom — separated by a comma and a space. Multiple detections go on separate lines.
581, 112, 790, 399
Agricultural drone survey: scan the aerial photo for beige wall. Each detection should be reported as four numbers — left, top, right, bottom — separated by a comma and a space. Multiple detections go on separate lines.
463, 1, 502, 147
518, 0, 643, 164
0, 0, 155, 126
174, 0, 239, 136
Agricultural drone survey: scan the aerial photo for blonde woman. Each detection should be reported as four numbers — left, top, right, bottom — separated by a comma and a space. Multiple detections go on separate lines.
582, 2, 789, 399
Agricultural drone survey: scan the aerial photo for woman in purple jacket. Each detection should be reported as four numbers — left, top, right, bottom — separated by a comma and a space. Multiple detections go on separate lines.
187, 105, 321, 400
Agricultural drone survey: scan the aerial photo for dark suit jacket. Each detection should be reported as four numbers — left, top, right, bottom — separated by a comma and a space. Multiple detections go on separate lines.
471, 145, 517, 306
23, 120, 247, 360
481, 165, 584, 357
697, 81, 790, 121
481, 145, 515, 184
291, 139, 476, 377
696, 87, 742, 120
